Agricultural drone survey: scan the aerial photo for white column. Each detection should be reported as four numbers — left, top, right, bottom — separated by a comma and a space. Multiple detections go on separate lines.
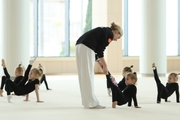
1, 0, 30, 76
106, 0, 123, 73
92, 0, 108, 73
92, 0, 123, 74
0, 0, 6, 75
140, 0, 166, 76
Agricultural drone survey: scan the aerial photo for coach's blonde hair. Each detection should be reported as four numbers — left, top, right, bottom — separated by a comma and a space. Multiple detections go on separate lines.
110, 22, 123, 36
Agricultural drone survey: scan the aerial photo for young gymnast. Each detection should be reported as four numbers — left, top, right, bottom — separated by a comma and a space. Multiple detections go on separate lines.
37, 63, 51, 90
117, 65, 134, 90
106, 72, 141, 108
0, 59, 24, 96
95, 54, 133, 96
152, 63, 180, 103
105, 65, 133, 97
5, 57, 43, 103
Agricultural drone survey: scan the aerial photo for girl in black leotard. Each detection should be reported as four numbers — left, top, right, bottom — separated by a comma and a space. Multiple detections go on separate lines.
95, 54, 133, 96
152, 63, 180, 103
37, 63, 51, 90
5, 57, 43, 103
117, 66, 133, 89
0, 59, 24, 96
105, 66, 133, 97
107, 72, 141, 108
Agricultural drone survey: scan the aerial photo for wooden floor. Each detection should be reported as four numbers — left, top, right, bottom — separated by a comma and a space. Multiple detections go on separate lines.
0, 74, 180, 120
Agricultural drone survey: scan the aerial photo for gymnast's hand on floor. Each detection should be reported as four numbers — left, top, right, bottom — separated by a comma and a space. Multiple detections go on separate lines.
24, 94, 29, 101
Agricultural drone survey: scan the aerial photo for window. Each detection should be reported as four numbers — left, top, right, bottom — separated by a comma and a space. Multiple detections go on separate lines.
69, 0, 90, 56
30, 0, 91, 57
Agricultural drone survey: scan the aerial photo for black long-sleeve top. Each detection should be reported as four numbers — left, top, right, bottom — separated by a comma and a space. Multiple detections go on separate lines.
76, 27, 113, 58
123, 85, 138, 107
118, 77, 126, 90
166, 83, 179, 102
3, 67, 24, 84
15, 79, 39, 95
18, 65, 32, 87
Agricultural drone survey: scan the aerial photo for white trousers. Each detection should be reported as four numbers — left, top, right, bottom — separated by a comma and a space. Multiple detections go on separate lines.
76, 44, 99, 108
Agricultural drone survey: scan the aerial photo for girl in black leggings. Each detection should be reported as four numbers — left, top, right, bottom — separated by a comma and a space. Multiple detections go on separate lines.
0, 59, 24, 96
105, 66, 133, 97
107, 72, 141, 108
152, 63, 180, 103
117, 66, 133, 90
37, 63, 51, 90
5, 57, 43, 103
95, 54, 133, 96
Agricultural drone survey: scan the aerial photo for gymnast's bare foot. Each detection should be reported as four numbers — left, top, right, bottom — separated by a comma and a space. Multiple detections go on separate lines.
0, 89, 3, 97
112, 101, 118, 108
1, 59, 6, 68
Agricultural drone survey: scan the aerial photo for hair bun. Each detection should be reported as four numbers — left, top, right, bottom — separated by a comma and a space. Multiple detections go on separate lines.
133, 72, 137, 75
18, 64, 22, 67
111, 22, 115, 26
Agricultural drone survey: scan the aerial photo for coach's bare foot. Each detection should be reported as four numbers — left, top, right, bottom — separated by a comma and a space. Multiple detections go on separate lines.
1, 59, 5, 68
90, 105, 106, 109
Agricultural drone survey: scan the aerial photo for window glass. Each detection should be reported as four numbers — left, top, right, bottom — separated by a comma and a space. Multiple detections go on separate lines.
30, 0, 35, 56
69, 0, 90, 56
38, 0, 65, 56
30, 0, 91, 57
